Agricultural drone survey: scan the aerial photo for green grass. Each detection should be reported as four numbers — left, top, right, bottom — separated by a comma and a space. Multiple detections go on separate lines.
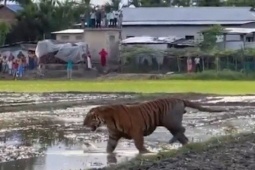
0, 80, 255, 94
104, 132, 254, 170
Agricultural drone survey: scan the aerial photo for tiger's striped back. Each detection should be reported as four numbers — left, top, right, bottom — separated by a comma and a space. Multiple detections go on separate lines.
127, 98, 185, 135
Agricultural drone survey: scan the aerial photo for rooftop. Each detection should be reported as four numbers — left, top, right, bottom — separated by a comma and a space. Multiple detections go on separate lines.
121, 36, 181, 44
224, 27, 255, 34
122, 7, 255, 25
0, 4, 23, 13
51, 29, 84, 34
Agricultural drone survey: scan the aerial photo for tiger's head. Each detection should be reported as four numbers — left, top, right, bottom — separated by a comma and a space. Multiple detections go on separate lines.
83, 107, 104, 132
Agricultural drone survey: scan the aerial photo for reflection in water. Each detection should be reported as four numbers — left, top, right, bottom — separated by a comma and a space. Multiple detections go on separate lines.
0, 119, 136, 170
0, 157, 40, 170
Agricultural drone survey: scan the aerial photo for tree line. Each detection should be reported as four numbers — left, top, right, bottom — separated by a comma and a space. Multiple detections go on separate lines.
0, 0, 255, 45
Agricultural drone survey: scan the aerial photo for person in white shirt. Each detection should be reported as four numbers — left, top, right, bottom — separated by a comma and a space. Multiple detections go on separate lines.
2, 56, 7, 73
118, 10, 123, 28
90, 10, 96, 28
194, 57, 201, 72
106, 12, 111, 27
7, 58, 13, 75
113, 10, 119, 27
109, 11, 114, 27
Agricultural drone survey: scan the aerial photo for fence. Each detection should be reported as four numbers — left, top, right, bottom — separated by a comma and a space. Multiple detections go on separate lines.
119, 45, 255, 73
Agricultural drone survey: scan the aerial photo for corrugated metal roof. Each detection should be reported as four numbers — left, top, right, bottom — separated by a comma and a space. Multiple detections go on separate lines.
224, 27, 255, 34
121, 36, 181, 44
51, 29, 84, 34
6, 4, 23, 13
122, 7, 255, 25
122, 21, 254, 25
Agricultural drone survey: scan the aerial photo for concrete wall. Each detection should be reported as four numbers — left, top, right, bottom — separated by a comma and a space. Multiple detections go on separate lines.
84, 28, 120, 61
218, 41, 255, 50
56, 33, 84, 43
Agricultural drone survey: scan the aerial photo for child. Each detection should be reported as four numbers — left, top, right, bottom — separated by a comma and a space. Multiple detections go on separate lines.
67, 59, 73, 79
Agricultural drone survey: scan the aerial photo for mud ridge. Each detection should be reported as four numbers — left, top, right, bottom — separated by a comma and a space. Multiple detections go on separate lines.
103, 132, 255, 170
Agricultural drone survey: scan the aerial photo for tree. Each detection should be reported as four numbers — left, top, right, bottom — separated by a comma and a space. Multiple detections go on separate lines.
200, 25, 223, 52
6, 0, 90, 43
0, 21, 10, 45
224, 0, 255, 7
197, 0, 222, 6
140, 0, 169, 7
170, 0, 190, 6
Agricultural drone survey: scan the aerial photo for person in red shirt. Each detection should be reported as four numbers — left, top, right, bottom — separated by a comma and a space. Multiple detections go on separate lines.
99, 48, 108, 67
12, 59, 19, 78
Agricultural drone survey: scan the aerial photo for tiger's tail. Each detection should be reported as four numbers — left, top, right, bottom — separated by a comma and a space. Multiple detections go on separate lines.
182, 99, 226, 112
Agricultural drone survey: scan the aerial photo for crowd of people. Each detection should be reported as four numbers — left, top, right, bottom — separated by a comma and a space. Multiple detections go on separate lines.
81, 7, 123, 28
0, 51, 38, 79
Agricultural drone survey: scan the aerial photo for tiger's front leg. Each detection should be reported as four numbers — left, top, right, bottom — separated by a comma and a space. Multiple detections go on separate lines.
132, 133, 150, 154
106, 135, 120, 153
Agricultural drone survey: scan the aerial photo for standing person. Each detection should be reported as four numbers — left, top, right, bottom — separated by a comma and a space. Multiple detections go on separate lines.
0, 56, 2, 73
194, 56, 201, 72
118, 10, 123, 28
113, 10, 118, 27
106, 11, 110, 27
7, 58, 13, 75
90, 9, 96, 28
187, 57, 193, 73
96, 9, 102, 28
99, 48, 108, 67
2, 56, 7, 73
12, 59, 18, 78
109, 11, 114, 27
87, 52, 92, 70
17, 59, 24, 78
67, 59, 73, 79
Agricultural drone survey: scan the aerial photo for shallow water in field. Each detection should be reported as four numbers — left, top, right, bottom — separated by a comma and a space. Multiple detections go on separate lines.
0, 93, 254, 170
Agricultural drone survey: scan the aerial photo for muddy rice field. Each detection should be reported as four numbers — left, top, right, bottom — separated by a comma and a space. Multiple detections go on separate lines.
0, 92, 254, 170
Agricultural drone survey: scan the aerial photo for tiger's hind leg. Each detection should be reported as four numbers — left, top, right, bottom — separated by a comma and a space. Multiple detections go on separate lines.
169, 126, 189, 145
106, 135, 120, 153
132, 133, 150, 154
169, 127, 186, 144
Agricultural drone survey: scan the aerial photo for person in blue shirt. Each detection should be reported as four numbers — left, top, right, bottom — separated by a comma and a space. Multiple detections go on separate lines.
67, 59, 73, 79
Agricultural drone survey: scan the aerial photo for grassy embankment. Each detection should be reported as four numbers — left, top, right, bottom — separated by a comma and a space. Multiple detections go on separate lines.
0, 80, 254, 94
103, 131, 255, 170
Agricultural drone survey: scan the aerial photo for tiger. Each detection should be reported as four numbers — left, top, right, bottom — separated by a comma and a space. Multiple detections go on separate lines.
83, 97, 226, 154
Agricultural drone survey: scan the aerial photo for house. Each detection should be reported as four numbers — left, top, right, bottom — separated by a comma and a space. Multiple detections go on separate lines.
0, 41, 37, 59
121, 7, 255, 42
0, 4, 23, 25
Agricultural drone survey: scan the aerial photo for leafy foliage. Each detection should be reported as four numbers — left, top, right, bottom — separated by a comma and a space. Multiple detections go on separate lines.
199, 25, 224, 52
0, 21, 10, 45
6, 0, 90, 43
